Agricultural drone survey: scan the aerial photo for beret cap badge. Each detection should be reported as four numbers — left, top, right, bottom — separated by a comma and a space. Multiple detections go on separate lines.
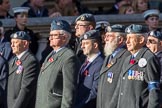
80, 16, 85, 20
84, 34, 88, 39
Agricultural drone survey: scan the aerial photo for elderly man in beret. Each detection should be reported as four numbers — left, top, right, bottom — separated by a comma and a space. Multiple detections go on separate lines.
75, 30, 104, 108
7, 31, 39, 108
143, 9, 161, 31
74, 13, 96, 64
111, 24, 161, 108
97, 24, 130, 108
35, 20, 81, 108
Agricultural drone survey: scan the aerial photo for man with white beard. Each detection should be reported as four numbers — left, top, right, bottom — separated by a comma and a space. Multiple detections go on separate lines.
97, 24, 130, 108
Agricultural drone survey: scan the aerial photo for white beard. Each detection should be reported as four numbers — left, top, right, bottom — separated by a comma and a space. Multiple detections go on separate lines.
104, 39, 118, 56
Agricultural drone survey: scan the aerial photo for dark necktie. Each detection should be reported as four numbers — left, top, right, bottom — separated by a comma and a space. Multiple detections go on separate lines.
80, 60, 89, 74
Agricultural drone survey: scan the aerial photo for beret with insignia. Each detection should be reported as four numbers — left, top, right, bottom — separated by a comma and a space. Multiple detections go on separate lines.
75, 13, 95, 23
148, 30, 162, 40
10, 31, 31, 41
51, 19, 71, 33
95, 21, 110, 31
80, 30, 100, 41
125, 24, 147, 34
106, 24, 126, 33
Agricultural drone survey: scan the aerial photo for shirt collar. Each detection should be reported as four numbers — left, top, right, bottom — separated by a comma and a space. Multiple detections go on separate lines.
87, 52, 101, 62
17, 49, 28, 59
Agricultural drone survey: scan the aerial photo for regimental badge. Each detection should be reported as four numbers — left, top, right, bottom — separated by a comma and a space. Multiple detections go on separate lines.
80, 16, 85, 20
84, 34, 88, 39
56, 22, 61, 26
107, 72, 113, 83
106, 26, 112, 32
138, 58, 147, 67
13, 34, 18, 38
101, 23, 104, 29
16, 65, 24, 74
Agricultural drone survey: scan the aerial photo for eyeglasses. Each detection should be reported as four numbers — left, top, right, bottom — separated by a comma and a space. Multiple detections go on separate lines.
147, 39, 159, 44
49, 34, 64, 37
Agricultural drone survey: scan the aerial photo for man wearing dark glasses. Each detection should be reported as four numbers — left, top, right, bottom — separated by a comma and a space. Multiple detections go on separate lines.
146, 30, 162, 91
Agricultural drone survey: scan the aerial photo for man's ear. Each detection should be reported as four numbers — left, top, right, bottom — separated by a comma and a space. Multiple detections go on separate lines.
138, 36, 145, 44
93, 42, 98, 49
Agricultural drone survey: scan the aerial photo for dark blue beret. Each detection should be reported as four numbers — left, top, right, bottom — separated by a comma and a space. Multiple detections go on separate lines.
125, 24, 147, 34
81, 30, 100, 41
51, 20, 71, 33
106, 24, 126, 33
75, 13, 95, 23
10, 31, 31, 41
148, 30, 162, 40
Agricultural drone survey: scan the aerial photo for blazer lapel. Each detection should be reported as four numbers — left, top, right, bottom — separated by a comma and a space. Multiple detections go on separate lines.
41, 48, 68, 71
122, 47, 148, 75
101, 48, 127, 75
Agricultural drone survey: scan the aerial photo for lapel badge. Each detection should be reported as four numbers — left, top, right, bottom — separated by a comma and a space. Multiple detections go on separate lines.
48, 57, 54, 62
16, 65, 24, 74
138, 58, 147, 67
16, 60, 22, 66
107, 72, 113, 83
83, 70, 89, 77
107, 61, 114, 68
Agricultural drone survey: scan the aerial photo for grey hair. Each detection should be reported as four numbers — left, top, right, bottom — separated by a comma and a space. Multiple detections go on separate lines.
60, 30, 71, 45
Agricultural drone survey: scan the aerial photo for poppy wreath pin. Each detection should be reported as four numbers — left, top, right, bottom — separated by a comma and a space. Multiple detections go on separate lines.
16, 60, 22, 66
130, 59, 136, 64
48, 57, 54, 62
83, 70, 89, 76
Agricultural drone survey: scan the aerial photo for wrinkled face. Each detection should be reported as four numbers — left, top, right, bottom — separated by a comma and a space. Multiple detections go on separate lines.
145, 16, 159, 30
15, 13, 28, 26
137, 0, 148, 12
104, 32, 119, 56
125, 7, 135, 14
49, 30, 67, 49
146, 36, 159, 53
126, 34, 143, 54
75, 21, 91, 37
11, 39, 26, 55
0, 0, 10, 12
81, 39, 95, 56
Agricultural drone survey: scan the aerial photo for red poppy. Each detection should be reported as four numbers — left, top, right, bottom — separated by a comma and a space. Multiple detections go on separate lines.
83, 70, 89, 76
130, 59, 135, 64
16, 60, 21, 66
48, 57, 54, 62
